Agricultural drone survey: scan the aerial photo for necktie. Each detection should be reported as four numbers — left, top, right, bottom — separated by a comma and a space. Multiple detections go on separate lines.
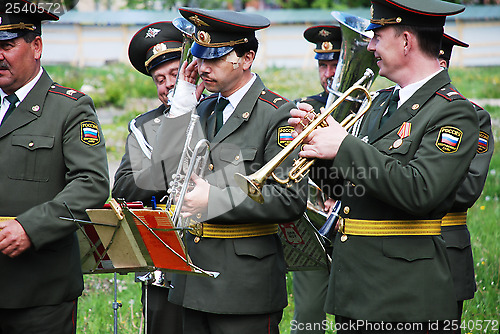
1, 94, 19, 126
214, 97, 230, 134
379, 89, 399, 127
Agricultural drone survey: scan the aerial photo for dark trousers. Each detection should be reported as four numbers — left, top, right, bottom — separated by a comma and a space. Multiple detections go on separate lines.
0, 299, 77, 334
335, 316, 460, 334
183, 307, 283, 334
142, 284, 183, 334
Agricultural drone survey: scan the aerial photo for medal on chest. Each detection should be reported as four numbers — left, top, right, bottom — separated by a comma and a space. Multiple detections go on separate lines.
390, 122, 411, 149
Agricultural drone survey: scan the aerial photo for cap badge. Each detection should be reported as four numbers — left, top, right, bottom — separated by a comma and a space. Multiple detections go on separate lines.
153, 43, 167, 55
145, 27, 161, 39
322, 41, 333, 51
197, 31, 211, 44
370, 5, 374, 20
318, 29, 331, 37
189, 15, 209, 27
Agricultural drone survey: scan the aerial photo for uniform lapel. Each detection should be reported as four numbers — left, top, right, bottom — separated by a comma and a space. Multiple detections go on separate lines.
368, 70, 451, 144
0, 70, 51, 140
211, 76, 265, 145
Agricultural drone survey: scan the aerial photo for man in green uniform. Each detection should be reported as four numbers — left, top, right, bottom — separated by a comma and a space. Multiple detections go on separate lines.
291, 24, 342, 334
438, 32, 494, 325
112, 21, 184, 334
296, 25, 341, 113
289, 0, 479, 332
0, 1, 109, 333
151, 7, 307, 334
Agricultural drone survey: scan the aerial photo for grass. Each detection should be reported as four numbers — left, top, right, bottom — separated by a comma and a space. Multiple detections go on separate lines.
42, 64, 500, 333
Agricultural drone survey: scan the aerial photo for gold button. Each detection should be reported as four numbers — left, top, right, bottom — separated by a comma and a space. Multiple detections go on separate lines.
341, 234, 348, 242
412, 104, 419, 110
194, 236, 201, 243
28, 142, 34, 147
343, 206, 350, 215
235, 155, 240, 161
196, 213, 202, 219
32, 105, 40, 112
208, 164, 214, 171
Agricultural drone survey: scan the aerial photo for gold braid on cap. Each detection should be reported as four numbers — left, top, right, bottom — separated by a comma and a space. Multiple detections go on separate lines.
314, 48, 341, 53
194, 34, 249, 48
144, 47, 183, 69
370, 17, 402, 26
0, 22, 36, 31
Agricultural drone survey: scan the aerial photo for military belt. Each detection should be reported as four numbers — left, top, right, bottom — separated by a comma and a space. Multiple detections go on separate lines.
339, 217, 442, 237
188, 222, 278, 239
441, 212, 467, 226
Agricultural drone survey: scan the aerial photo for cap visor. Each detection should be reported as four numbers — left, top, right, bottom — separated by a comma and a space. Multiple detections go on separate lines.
315, 52, 340, 61
365, 23, 382, 31
191, 43, 234, 60
0, 31, 22, 41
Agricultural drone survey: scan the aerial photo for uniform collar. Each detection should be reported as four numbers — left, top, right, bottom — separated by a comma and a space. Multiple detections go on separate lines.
0, 67, 44, 104
398, 68, 444, 107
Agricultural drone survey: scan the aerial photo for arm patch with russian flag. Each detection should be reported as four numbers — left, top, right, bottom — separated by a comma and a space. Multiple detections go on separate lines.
435, 126, 462, 153
477, 131, 489, 154
81, 121, 101, 146
278, 126, 294, 148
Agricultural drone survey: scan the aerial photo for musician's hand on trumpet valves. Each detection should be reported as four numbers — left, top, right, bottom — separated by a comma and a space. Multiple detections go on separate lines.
288, 102, 348, 160
178, 173, 210, 219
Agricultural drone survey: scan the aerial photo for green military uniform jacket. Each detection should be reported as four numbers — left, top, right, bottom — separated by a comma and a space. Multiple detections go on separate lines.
319, 70, 479, 321
113, 104, 168, 203
442, 102, 493, 301
0, 70, 109, 308
152, 75, 307, 314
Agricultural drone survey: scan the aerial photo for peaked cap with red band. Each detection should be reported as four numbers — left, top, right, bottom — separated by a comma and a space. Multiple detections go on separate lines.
366, 0, 465, 31
179, 7, 270, 59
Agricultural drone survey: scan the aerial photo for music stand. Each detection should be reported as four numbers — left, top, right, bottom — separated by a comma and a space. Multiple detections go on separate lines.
76, 199, 219, 278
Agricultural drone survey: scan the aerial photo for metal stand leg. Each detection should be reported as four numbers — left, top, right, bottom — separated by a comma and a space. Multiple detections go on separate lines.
113, 272, 122, 334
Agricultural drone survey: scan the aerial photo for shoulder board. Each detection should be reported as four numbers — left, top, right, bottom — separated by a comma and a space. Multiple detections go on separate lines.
48, 83, 86, 101
470, 100, 485, 112
132, 105, 165, 128
435, 87, 466, 102
200, 93, 218, 104
259, 89, 289, 109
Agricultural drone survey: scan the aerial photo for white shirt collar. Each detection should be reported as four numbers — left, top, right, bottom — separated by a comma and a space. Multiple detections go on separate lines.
0, 67, 44, 104
397, 68, 444, 107
219, 73, 257, 123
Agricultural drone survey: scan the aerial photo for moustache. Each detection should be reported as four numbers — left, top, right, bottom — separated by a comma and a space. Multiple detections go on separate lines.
0, 61, 10, 70
200, 74, 214, 82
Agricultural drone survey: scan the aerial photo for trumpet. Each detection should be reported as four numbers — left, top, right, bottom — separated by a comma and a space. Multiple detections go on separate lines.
165, 17, 209, 227
234, 68, 374, 204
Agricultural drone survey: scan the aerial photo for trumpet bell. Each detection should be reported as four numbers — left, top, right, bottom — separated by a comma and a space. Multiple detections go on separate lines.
326, 11, 378, 119
234, 172, 265, 204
